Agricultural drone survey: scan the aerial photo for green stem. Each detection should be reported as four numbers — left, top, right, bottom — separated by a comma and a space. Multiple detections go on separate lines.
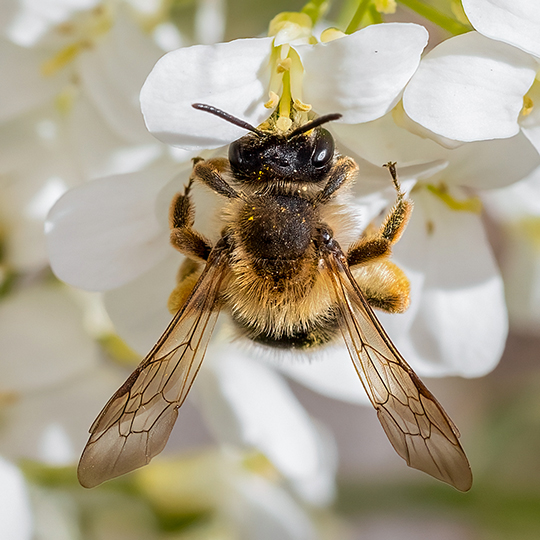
301, 0, 330, 26
345, 0, 371, 34
397, 0, 470, 35
368, 4, 383, 24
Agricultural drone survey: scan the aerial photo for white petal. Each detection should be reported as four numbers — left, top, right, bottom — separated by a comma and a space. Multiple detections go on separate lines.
403, 31, 537, 142
0, 39, 68, 122
386, 188, 507, 377
103, 253, 180, 355
0, 284, 98, 393
497, 224, 540, 334
520, 80, 540, 155
442, 131, 540, 189
78, 11, 164, 144
140, 37, 273, 149
46, 164, 177, 291
333, 112, 447, 166
276, 346, 368, 404
463, 0, 540, 58
0, 366, 123, 465
0, 458, 32, 540
196, 345, 323, 482
1, 0, 100, 47
231, 473, 318, 540
298, 23, 428, 123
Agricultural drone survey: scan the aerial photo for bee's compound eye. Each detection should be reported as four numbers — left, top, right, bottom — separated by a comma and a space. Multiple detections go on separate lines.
312, 129, 334, 168
228, 139, 244, 170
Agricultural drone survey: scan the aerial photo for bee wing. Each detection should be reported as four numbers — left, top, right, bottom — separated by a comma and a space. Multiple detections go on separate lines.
323, 250, 472, 492
78, 250, 228, 488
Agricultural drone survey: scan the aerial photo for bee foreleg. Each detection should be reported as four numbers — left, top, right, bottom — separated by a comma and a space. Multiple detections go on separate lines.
315, 156, 358, 204
191, 157, 240, 199
169, 185, 212, 262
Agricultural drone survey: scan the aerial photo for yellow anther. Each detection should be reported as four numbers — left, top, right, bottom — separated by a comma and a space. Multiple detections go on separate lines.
293, 98, 311, 112
277, 57, 292, 73
522, 95, 534, 117
41, 43, 83, 76
265, 91, 280, 109
320, 27, 346, 43
374, 0, 397, 14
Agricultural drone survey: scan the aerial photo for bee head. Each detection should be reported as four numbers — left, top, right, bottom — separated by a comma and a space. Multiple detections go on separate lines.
192, 103, 341, 184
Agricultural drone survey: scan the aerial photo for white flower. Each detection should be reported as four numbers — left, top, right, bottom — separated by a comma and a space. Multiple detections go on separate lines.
402, 0, 540, 152
330, 109, 540, 376
0, 283, 123, 465
484, 164, 540, 334
140, 22, 428, 150
0, 457, 32, 540
0, 4, 168, 271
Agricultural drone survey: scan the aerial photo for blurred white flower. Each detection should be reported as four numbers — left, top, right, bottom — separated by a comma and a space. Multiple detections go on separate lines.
403, 0, 540, 152
484, 164, 540, 334
0, 456, 33, 540
0, 283, 123, 465
0, 2, 170, 272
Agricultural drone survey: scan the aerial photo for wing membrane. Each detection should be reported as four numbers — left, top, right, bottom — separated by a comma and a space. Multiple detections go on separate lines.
323, 250, 472, 491
78, 250, 228, 488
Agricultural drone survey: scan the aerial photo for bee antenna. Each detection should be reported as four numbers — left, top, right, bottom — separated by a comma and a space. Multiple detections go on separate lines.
288, 113, 342, 138
192, 103, 264, 136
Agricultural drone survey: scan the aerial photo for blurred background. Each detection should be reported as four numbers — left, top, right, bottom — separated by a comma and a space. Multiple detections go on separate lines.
1, 0, 540, 539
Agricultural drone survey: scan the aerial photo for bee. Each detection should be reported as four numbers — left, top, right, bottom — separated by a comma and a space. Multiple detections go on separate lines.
78, 103, 472, 491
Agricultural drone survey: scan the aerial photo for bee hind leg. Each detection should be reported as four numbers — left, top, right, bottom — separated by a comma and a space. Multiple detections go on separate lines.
167, 258, 203, 314
352, 260, 410, 313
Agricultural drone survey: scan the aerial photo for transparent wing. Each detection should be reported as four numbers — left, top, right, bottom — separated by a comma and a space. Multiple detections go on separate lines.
323, 250, 472, 491
78, 249, 228, 488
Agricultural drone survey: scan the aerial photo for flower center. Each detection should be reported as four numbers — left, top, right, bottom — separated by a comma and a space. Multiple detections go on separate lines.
40, 5, 113, 77
266, 12, 315, 132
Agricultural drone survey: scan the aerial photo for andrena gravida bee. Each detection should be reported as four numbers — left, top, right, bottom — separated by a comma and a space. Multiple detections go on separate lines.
78, 103, 472, 491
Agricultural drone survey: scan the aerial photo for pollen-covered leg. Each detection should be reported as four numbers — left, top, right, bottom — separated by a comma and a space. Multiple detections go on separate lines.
353, 260, 410, 313
167, 258, 203, 314
169, 179, 212, 262
347, 162, 412, 267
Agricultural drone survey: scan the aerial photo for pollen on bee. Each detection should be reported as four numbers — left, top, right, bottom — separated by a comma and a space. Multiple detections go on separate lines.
248, 216, 254, 221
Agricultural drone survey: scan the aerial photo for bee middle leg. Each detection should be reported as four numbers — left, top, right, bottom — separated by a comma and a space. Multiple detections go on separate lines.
347, 162, 412, 313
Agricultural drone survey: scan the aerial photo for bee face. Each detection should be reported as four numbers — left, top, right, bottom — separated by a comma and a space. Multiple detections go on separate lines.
228, 127, 335, 183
